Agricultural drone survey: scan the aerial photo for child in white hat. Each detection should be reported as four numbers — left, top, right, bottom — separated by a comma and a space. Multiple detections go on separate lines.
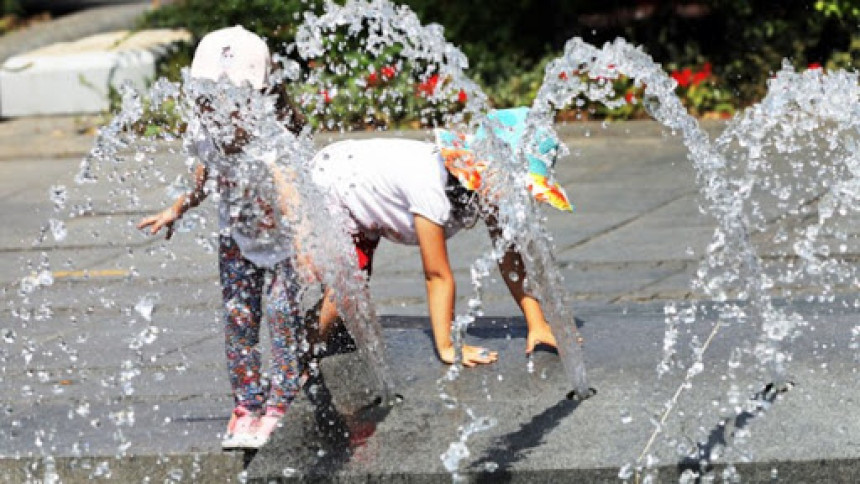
138, 25, 305, 450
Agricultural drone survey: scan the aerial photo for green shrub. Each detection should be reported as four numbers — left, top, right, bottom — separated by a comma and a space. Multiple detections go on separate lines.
1, 0, 20, 16
480, 55, 548, 109
140, 0, 322, 53
142, 0, 470, 131
139, 0, 856, 125
815, 0, 860, 19
288, 23, 468, 130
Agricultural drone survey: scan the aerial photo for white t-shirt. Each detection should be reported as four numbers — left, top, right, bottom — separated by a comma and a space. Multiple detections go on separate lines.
185, 119, 292, 268
311, 138, 464, 245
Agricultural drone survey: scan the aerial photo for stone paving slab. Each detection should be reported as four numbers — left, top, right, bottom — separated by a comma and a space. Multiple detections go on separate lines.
246, 301, 860, 483
0, 119, 102, 161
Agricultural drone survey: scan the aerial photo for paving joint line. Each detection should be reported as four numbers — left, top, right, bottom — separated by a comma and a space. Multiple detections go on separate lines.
557, 189, 700, 253
607, 260, 697, 304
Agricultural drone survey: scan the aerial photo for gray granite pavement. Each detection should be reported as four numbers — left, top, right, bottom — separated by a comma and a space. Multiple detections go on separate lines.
249, 300, 859, 483
0, 118, 857, 482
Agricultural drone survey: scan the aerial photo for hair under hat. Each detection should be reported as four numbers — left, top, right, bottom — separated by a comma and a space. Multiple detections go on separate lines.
190, 25, 271, 89
435, 107, 574, 212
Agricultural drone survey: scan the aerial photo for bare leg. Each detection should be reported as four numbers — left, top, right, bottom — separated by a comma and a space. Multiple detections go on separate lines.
318, 286, 341, 341
491, 225, 558, 355
303, 286, 345, 364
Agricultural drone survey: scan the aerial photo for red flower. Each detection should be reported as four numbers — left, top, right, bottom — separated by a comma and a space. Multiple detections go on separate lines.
690, 62, 712, 86
381, 65, 396, 79
558, 71, 568, 80
366, 72, 379, 87
417, 74, 440, 97
671, 67, 693, 88
807, 62, 822, 70
457, 89, 467, 103
320, 90, 332, 103
625, 89, 635, 104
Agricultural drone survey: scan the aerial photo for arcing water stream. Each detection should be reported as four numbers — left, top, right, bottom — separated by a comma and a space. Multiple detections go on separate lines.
2, 0, 858, 481
532, 38, 858, 480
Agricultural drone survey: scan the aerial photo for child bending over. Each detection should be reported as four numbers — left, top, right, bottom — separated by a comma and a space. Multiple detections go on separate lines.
309, 109, 573, 367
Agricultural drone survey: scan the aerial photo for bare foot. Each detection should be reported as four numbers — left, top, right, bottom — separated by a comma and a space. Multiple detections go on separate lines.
438, 344, 498, 367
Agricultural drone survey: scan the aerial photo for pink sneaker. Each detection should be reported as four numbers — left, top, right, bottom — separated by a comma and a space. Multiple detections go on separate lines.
221, 406, 260, 450
251, 406, 286, 447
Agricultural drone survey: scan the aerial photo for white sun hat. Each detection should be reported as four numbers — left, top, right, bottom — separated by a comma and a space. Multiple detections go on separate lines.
190, 25, 271, 89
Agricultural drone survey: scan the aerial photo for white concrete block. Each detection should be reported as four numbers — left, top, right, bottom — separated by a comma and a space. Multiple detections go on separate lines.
0, 29, 190, 117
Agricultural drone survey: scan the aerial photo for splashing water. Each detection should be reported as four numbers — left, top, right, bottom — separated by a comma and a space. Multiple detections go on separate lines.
3, 0, 496, 477
530, 37, 859, 478
294, 0, 489, 128
10, 2, 524, 473
294, 0, 591, 476
3, 24, 400, 476
6, 0, 857, 480
290, 0, 508, 404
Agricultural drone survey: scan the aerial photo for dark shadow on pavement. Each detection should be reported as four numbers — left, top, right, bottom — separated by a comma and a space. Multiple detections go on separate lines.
469, 397, 587, 482
676, 382, 793, 480
247, 317, 392, 480
377, 315, 585, 332
300, 367, 393, 478
408, 316, 586, 355
242, 449, 257, 469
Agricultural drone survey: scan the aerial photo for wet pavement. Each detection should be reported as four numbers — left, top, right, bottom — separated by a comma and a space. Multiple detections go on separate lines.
0, 116, 858, 482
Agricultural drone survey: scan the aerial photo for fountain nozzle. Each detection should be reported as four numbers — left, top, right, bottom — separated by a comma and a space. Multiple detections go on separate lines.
566, 387, 597, 402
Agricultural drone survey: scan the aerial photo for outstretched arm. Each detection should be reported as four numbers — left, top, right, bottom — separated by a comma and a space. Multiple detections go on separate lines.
137, 163, 208, 239
486, 215, 558, 355
414, 214, 498, 367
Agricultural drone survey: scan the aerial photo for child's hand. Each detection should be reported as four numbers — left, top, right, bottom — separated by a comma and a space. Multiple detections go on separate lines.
526, 322, 558, 355
438, 344, 498, 367
137, 207, 181, 240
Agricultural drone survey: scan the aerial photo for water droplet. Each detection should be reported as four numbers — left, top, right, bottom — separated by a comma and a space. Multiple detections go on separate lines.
134, 296, 156, 321
2, 328, 16, 344
618, 463, 634, 479
91, 461, 111, 479
49, 185, 67, 208
76, 402, 90, 417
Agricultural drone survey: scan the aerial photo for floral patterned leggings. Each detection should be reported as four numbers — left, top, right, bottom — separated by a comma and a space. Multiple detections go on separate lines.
219, 236, 303, 412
